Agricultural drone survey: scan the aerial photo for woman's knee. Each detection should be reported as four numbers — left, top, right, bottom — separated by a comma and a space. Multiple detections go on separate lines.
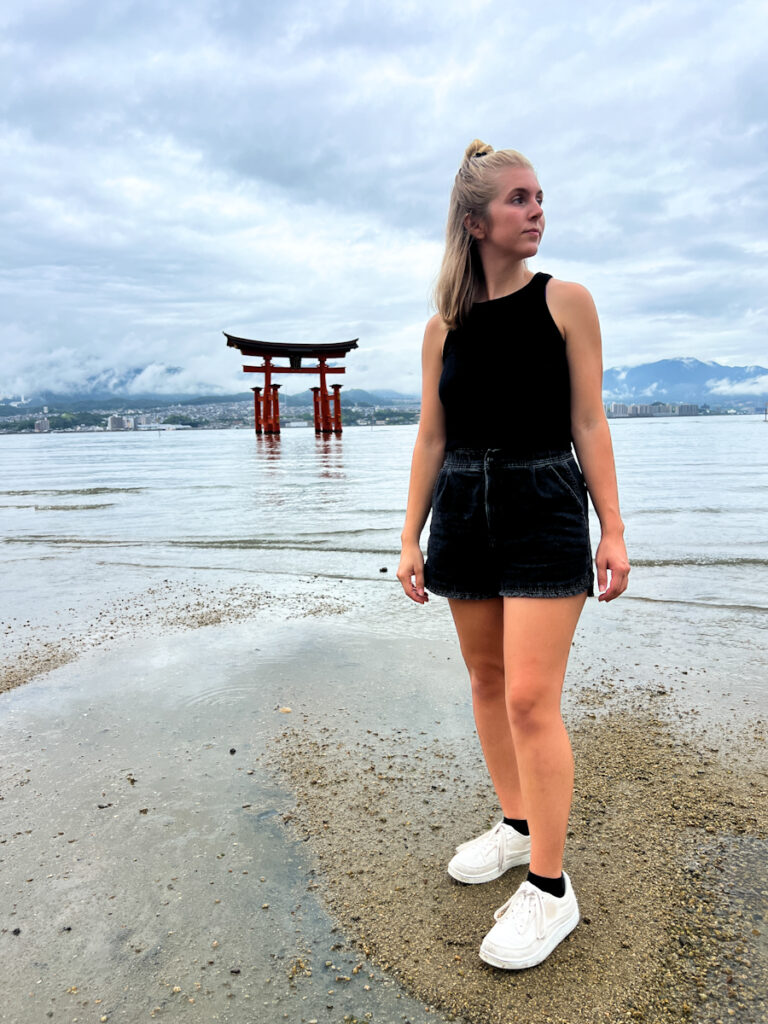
467, 657, 505, 702
505, 679, 561, 731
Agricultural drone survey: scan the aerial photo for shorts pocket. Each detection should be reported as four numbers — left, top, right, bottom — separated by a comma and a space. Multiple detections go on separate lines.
548, 462, 587, 519
431, 465, 449, 506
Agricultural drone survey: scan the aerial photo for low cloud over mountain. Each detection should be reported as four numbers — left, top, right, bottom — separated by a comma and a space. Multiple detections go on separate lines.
5, 358, 765, 409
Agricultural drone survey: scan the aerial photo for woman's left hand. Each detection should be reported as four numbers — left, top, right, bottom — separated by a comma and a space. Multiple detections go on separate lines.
595, 534, 630, 602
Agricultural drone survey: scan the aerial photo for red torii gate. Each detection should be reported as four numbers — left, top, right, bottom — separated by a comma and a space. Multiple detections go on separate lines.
224, 335, 359, 435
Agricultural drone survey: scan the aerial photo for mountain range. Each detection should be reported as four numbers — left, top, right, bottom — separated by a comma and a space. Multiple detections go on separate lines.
601, 358, 768, 405
2, 358, 767, 410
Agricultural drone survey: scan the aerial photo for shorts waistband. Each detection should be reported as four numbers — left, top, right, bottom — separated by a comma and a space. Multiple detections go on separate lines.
443, 448, 574, 470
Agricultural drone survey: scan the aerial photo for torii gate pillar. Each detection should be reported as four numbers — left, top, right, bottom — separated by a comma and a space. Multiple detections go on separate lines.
331, 384, 343, 434
250, 387, 262, 434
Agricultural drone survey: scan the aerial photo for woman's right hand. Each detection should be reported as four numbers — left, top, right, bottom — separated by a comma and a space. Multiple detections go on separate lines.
397, 542, 429, 604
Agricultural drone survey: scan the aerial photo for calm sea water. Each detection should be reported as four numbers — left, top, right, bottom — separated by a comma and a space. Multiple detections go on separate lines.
1, 415, 768, 622
2, 416, 767, 621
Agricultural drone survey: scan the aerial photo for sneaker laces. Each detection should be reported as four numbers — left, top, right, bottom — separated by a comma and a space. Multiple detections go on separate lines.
493, 881, 547, 940
455, 821, 508, 873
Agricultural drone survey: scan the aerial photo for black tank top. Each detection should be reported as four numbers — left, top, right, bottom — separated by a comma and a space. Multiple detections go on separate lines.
438, 272, 572, 454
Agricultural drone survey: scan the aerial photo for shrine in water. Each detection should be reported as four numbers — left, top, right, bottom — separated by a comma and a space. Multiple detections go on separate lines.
224, 335, 358, 435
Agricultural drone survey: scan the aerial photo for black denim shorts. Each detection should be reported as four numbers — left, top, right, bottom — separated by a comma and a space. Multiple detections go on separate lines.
423, 448, 594, 600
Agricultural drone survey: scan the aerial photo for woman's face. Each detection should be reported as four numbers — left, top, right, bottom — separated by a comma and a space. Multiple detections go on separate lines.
476, 165, 545, 258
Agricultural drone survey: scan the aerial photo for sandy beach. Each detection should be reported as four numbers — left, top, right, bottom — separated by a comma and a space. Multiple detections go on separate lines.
2, 573, 766, 1024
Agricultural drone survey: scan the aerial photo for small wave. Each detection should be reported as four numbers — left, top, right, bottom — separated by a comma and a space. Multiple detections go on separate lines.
34, 503, 116, 511
184, 484, 239, 491
1, 487, 144, 496
254, 526, 397, 538
626, 595, 768, 614
2, 536, 133, 547
356, 508, 406, 515
167, 539, 396, 554
630, 506, 734, 515
1, 535, 398, 555
631, 556, 768, 568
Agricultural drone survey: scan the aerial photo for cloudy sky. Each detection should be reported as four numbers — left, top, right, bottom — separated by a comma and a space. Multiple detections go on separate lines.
1, 0, 766, 398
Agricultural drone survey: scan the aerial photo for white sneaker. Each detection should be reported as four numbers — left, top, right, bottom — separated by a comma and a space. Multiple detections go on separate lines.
447, 821, 531, 884
479, 872, 580, 969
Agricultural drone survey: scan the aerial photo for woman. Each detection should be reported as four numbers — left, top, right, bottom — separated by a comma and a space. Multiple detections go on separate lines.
397, 140, 630, 970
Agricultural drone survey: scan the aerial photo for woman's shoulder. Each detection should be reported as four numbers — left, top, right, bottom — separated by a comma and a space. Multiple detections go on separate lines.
544, 276, 596, 306
423, 313, 451, 354
425, 312, 450, 334
543, 276, 601, 342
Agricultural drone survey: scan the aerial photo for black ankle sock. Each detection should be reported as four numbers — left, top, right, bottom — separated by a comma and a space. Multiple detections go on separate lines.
526, 870, 566, 899
502, 816, 529, 836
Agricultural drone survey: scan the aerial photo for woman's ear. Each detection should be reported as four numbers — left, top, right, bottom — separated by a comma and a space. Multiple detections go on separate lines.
463, 212, 485, 240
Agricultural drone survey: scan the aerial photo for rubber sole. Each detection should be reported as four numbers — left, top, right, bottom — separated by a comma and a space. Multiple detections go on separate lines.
478, 907, 580, 969
447, 850, 531, 884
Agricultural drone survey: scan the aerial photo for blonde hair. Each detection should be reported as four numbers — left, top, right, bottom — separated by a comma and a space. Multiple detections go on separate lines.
434, 139, 536, 329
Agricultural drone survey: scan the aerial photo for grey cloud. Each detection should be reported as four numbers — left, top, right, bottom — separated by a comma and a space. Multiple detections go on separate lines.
1, 0, 767, 396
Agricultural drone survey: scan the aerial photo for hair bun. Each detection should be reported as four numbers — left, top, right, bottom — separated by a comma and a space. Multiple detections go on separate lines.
464, 139, 494, 161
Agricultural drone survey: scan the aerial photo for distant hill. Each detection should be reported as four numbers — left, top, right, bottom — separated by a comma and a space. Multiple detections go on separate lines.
281, 388, 412, 409
0, 384, 420, 413
602, 358, 768, 405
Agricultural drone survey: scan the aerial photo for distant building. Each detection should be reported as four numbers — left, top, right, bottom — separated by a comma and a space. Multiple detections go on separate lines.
606, 400, 703, 419
34, 416, 50, 432
107, 415, 133, 431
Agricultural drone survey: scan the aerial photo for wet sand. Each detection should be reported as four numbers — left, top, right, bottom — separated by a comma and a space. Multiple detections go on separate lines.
267, 694, 766, 1023
1, 579, 767, 1023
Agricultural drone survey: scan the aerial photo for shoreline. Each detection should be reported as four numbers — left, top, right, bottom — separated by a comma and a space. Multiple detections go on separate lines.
0, 575, 351, 696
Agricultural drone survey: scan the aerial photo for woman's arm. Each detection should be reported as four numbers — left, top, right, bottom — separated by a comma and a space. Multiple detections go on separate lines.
548, 280, 630, 602
397, 314, 448, 604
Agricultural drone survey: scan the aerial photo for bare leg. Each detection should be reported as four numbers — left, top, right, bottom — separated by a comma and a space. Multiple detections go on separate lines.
502, 593, 587, 877
447, 597, 524, 819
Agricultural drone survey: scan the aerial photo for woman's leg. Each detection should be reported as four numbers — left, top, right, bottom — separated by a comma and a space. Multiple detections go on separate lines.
447, 597, 524, 819
502, 593, 587, 878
